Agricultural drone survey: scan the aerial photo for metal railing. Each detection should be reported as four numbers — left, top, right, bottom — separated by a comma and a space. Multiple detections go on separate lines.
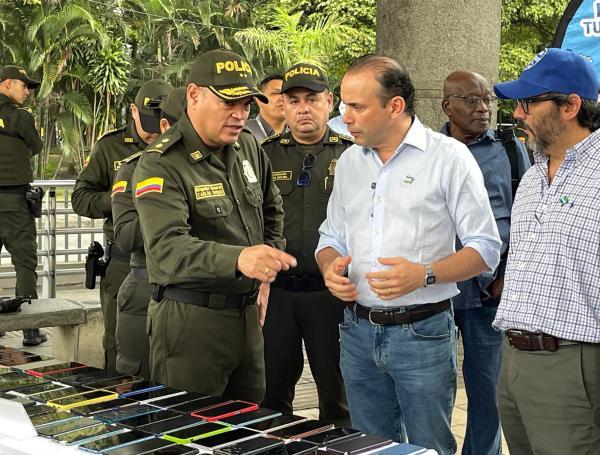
0, 180, 104, 298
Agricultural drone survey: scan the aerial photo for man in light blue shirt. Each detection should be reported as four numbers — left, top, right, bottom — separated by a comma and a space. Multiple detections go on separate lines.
316, 55, 502, 455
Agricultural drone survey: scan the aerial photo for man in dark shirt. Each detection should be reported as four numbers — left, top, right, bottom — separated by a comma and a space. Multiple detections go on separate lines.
246, 74, 285, 142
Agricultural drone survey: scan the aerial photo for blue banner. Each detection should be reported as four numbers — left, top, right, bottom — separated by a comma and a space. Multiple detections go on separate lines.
553, 0, 600, 75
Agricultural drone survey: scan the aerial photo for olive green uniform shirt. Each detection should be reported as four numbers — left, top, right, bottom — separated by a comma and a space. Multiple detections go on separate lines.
262, 127, 353, 275
132, 112, 285, 294
72, 123, 145, 244
112, 152, 146, 268
0, 94, 42, 187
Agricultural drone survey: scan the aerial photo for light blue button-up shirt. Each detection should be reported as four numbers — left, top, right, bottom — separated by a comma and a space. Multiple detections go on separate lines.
316, 117, 502, 308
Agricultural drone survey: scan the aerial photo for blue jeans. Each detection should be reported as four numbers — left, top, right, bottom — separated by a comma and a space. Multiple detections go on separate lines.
454, 306, 502, 455
339, 306, 457, 455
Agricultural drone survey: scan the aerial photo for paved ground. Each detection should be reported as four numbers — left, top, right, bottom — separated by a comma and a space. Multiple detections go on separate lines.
0, 284, 509, 453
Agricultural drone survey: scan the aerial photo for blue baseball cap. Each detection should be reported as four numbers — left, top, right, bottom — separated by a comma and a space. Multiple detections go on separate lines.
494, 48, 599, 101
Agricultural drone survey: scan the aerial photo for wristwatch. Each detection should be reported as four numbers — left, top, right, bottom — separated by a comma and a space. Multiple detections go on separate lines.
424, 264, 436, 287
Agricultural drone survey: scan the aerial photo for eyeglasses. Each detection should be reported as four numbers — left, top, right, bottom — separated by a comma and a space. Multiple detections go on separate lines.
297, 153, 317, 187
446, 94, 497, 108
517, 95, 567, 115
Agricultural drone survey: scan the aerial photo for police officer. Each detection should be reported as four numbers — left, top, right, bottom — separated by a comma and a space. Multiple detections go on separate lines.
0, 65, 46, 346
112, 87, 185, 379
72, 79, 174, 371
261, 63, 351, 425
132, 50, 296, 403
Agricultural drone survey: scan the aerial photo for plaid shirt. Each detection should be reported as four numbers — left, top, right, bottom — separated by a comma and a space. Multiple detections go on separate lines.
494, 129, 600, 343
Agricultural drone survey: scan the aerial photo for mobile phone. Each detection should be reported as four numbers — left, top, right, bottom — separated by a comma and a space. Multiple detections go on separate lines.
148, 391, 205, 409
118, 409, 182, 429
2, 395, 35, 407
102, 437, 174, 455
190, 400, 258, 421
170, 396, 230, 413
0, 353, 52, 366
30, 410, 77, 427
84, 375, 144, 389
219, 407, 282, 427
79, 429, 154, 452
325, 434, 394, 454
53, 422, 126, 445
26, 362, 87, 377
133, 387, 185, 402
47, 389, 119, 410
137, 415, 202, 435
145, 446, 200, 455
278, 440, 321, 455
0, 376, 49, 392
189, 427, 259, 449
94, 403, 162, 422
301, 427, 362, 445
29, 386, 78, 403
214, 435, 285, 455
374, 443, 427, 454
37, 416, 100, 437
7, 381, 69, 397
25, 404, 55, 417
72, 397, 138, 416
114, 380, 165, 397
58, 369, 127, 386
246, 415, 307, 433
46, 366, 104, 380
268, 420, 334, 440
163, 421, 230, 444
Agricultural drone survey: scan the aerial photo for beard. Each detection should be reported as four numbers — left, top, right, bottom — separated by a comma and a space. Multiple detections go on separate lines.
518, 108, 565, 156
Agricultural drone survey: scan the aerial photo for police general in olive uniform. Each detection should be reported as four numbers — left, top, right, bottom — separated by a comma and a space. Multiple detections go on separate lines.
0, 65, 46, 346
112, 87, 185, 379
72, 79, 174, 371
261, 63, 351, 425
132, 50, 296, 403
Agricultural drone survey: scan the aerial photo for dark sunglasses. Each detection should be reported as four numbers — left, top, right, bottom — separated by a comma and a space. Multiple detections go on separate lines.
297, 153, 317, 187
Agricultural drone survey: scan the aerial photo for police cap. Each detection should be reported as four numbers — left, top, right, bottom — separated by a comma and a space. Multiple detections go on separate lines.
0, 65, 40, 89
160, 86, 186, 124
187, 49, 268, 103
282, 63, 328, 94
134, 79, 174, 133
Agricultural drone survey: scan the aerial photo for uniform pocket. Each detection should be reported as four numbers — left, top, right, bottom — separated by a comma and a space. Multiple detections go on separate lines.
244, 184, 263, 207
275, 179, 294, 196
195, 197, 233, 218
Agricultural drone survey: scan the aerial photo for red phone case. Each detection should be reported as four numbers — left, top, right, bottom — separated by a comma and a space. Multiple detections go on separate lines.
190, 400, 258, 421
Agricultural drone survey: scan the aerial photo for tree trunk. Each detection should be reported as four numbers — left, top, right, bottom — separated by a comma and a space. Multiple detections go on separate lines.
376, 0, 502, 129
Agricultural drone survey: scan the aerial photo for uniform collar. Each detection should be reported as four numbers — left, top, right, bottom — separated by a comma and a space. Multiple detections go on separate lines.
0, 94, 11, 106
277, 126, 340, 148
179, 111, 240, 165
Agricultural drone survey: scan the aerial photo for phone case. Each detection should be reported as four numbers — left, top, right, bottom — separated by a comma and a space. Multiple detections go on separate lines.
118, 409, 182, 429
190, 400, 258, 421
94, 403, 163, 422
169, 396, 230, 413
72, 397, 138, 416
325, 434, 394, 454
26, 362, 87, 377
30, 410, 77, 428
136, 415, 202, 435
37, 416, 100, 437
78, 429, 154, 453
96, 437, 174, 455
268, 420, 334, 440
219, 407, 282, 427
46, 389, 119, 410
301, 427, 362, 446
54, 422, 126, 445
246, 415, 307, 433
188, 427, 259, 449
214, 435, 284, 455
163, 421, 230, 444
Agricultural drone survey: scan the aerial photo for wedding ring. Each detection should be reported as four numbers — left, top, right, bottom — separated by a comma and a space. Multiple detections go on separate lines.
388, 287, 393, 295
264, 267, 270, 274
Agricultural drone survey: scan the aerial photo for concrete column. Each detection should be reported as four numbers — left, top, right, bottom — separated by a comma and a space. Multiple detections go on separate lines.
376, 0, 502, 129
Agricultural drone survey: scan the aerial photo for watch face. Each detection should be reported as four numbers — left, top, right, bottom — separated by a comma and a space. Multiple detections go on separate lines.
426, 275, 436, 285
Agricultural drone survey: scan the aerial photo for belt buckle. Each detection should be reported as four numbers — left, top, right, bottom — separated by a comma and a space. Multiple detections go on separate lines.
368, 310, 381, 325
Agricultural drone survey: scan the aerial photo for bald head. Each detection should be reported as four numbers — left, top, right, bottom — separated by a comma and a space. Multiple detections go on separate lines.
442, 71, 494, 143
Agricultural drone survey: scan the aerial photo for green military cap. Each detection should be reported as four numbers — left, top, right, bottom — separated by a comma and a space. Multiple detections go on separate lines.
160, 86, 186, 123
134, 79, 175, 133
282, 63, 328, 94
187, 49, 268, 103
0, 65, 40, 89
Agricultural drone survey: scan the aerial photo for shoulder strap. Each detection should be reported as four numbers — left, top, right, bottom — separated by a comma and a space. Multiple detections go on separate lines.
498, 127, 520, 200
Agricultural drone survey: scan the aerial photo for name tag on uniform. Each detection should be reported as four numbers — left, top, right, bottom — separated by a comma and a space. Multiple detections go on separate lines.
195, 183, 226, 200
273, 171, 292, 181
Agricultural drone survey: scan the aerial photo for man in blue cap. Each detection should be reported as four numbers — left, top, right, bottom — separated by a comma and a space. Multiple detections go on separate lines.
493, 48, 600, 454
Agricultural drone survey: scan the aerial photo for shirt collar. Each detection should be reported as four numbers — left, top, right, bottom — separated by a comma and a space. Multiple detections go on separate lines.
362, 116, 428, 156
439, 121, 496, 145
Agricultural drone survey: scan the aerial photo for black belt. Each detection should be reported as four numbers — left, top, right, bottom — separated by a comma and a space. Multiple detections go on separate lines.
273, 274, 326, 292
105, 242, 129, 262
130, 267, 149, 280
351, 299, 451, 325
152, 285, 258, 310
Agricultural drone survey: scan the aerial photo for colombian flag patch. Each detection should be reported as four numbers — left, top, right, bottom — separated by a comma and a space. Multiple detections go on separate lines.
111, 180, 127, 197
135, 177, 164, 198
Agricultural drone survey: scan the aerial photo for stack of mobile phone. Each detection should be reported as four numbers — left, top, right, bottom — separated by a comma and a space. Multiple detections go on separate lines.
26, 361, 88, 378
189, 400, 258, 421
0, 346, 52, 367
266, 420, 334, 441
324, 434, 395, 454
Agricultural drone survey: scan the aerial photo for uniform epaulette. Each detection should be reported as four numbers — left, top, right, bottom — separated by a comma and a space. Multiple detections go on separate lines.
338, 133, 355, 143
146, 131, 181, 154
96, 126, 126, 141
242, 125, 253, 134
17, 106, 32, 113
261, 133, 282, 146
122, 150, 143, 164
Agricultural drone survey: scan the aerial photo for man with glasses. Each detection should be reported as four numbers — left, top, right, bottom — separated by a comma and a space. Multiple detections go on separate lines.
261, 63, 352, 425
132, 50, 295, 402
316, 55, 501, 454
493, 48, 600, 454
441, 70, 529, 455
246, 74, 286, 142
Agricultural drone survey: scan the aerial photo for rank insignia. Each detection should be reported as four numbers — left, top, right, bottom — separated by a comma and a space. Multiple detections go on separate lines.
124, 137, 134, 143
190, 150, 203, 161
280, 138, 291, 145
113, 160, 123, 171
329, 135, 339, 143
